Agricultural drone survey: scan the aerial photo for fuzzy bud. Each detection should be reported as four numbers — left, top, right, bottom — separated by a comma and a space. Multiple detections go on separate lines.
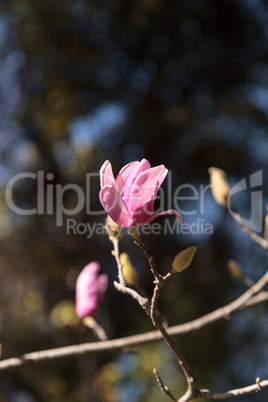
120, 253, 139, 286
75, 262, 108, 319
106, 215, 124, 241
227, 259, 243, 279
208, 167, 230, 207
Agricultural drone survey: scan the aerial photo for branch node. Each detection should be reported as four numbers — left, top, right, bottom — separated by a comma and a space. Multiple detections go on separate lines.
153, 368, 177, 401
256, 377, 262, 391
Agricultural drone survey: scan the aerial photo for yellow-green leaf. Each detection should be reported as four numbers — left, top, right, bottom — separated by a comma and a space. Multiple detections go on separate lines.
172, 246, 197, 273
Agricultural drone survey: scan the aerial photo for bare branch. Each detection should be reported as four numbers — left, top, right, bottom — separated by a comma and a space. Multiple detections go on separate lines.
128, 227, 161, 281
198, 378, 268, 399
0, 291, 267, 374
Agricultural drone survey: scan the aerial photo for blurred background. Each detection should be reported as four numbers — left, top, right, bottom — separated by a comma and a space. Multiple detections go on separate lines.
1, 0, 268, 401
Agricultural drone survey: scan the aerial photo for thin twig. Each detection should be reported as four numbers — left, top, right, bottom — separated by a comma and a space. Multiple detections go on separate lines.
82, 317, 108, 341
153, 368, 177, 401
167, 290, 268, 337
150, 280, 163, 326
198, 378, 268, 399
111, 230, 150, 314
113, 281, 150, 314
128, 228, 161, 281
112, 237, 126, 286
135, 241, 160, 279
229, 207, 268, 251
128, 230, 164, 328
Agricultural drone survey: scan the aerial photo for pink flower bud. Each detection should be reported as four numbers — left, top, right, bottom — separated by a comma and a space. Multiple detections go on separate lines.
99, 159, 182, 228
75, 262, 108, 318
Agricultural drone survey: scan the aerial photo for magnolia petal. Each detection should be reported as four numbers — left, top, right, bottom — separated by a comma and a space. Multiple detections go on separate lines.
132, 158, 151, 176
100, 160, 116, 189
122, 159, 151, 204
152, 168, 168, 201
76, 262, 101, 297
146, 167, 168, 215
99, 185, 133, 228
116, 161, 140, 194
143, 209, 183, 225
127, 165, 167, 223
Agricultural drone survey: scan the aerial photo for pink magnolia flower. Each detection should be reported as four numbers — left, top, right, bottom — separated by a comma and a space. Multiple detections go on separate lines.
99, 159, 182, 228
75, 262, 108, 318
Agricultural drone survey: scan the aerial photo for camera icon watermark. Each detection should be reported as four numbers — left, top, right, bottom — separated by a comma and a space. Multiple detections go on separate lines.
228, 170, 263, 233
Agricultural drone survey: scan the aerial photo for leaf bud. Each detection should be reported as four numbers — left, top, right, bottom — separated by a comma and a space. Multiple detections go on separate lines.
208, 167, 230, 207
171, 246, 197, 273
120, 253, 139, 286
227, 259, 243, 279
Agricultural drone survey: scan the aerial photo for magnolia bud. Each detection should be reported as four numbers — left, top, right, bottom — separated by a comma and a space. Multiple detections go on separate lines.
171, 246, 197, 273
75, 262, 108, 319
208, 167, 230, 207
227, 259, 243, 279
120, 253, 139, 286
